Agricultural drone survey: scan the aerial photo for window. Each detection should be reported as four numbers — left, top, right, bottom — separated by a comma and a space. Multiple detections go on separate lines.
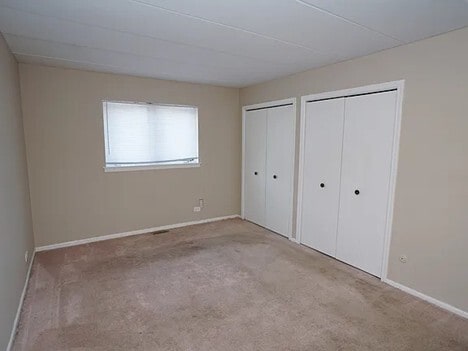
103, 101, 199, 171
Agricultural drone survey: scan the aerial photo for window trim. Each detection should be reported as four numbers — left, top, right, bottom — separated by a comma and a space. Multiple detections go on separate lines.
102, 100, 200, 172
104, 163, 201, 172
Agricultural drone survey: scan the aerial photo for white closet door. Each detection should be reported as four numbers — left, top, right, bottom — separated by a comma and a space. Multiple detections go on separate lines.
244, 109, 267, 226
300, 98, 345, 256
336, 91, 397, 277
265, 105, 295, 236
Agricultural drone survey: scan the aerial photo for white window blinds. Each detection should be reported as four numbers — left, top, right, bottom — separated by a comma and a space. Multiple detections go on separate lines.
103, 101, 199, 168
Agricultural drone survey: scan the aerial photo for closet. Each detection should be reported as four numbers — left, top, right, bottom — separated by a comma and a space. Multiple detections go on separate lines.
243, 102, 295, 237
299, 89, 398, 277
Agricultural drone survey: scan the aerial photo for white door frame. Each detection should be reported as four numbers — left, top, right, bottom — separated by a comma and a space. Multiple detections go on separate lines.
296, 80, 405, 280
242, 98, 297, 239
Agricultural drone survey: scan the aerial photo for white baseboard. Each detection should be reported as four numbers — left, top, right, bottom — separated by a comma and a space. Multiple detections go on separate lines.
35, 215, 240, 252
383, 278, 468, 319
7, 250, 36, 351
287, 237, 467, 320
289, 236, 300, 244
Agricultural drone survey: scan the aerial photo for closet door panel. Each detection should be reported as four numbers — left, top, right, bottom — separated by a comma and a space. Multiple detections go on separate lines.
300, 98, 345, 256
244, 109, 267, 226
265, 105, 295, 236
336, 91, 397, 277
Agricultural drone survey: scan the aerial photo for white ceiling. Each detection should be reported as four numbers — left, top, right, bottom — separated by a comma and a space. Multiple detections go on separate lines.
0, 0, 467, 87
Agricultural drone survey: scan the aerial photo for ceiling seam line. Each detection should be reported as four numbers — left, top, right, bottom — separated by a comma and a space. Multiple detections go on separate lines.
295, 0, 406, 43
0, 4, 309, 67
130, 0, 336, 56
4, 32, 290, 71
13, 51, 131, 69
12, 52, 237, 86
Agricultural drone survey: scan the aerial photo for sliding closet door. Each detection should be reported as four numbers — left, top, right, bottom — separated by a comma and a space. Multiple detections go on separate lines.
244, 109, 267, 226
336, 91, 397, 277
265, 105, 295, 236
300, 99, 345, 256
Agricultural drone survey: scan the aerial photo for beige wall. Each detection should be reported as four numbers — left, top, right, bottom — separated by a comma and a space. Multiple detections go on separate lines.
0, 34, 34, 349
240, 27, 468, 313
19, 65, 241, 247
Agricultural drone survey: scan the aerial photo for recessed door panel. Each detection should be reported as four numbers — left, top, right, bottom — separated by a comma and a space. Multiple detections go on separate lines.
265, 105, 295, 236
300, 98, 345, 256
336, 91, 397, 277
244, 109, 267, 226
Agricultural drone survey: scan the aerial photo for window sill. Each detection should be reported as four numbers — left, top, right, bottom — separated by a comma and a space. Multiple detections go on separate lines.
104, 163, 201, 172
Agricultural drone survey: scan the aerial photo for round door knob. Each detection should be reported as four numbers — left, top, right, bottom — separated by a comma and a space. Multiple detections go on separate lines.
254, 171, 258, 175
320, 183, 325, 188
273, 175, 277, 179
355, 189, 360, 195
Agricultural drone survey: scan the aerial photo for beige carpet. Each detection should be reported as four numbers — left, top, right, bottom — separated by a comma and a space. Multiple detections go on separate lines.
12, 219, 468, 350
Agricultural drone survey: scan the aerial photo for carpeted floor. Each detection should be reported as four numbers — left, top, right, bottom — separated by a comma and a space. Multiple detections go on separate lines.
12, 218, 468, 350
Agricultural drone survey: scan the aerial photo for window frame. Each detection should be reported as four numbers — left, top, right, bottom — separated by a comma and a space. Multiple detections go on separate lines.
102, 100, 200, 172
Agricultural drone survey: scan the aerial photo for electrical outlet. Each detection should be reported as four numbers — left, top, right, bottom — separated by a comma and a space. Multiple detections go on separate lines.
193, 206, 201, 212
399, 255, 407, 264
24, 251, 29, 263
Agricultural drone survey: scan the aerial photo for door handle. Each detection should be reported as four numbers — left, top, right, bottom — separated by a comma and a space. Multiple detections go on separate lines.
354, 189, 360, 195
